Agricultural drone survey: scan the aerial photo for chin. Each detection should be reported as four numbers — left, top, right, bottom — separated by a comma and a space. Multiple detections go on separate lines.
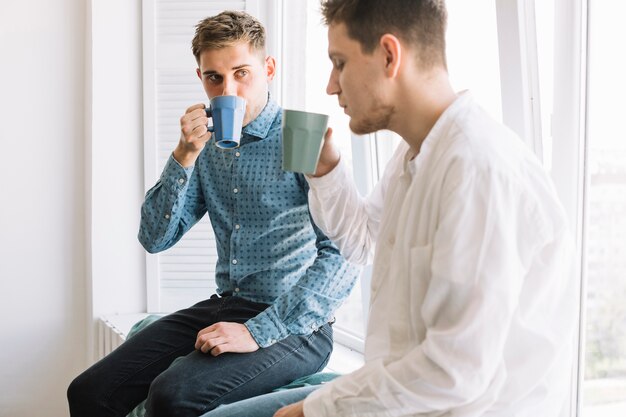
350, 104, 393, 135
349, 119, 376, 135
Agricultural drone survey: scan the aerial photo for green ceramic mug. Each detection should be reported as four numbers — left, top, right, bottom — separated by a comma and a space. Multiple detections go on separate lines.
281, 109, 329, 174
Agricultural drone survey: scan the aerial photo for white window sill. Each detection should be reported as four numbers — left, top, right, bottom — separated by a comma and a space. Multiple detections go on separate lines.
324, 341, 364, 374
101, 313, 364, 374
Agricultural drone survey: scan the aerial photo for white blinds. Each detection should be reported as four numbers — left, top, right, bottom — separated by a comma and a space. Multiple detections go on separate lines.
142, 0, 259, 312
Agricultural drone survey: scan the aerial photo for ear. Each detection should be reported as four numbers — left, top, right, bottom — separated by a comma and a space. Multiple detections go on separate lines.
379, 34, 401, 78
265, 56, 276, 81
196, 67, 202, 80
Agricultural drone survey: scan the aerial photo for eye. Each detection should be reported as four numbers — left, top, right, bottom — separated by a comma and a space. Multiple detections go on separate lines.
235, 69, 249, 79
332, 59, 345, 71
207, 74, 222, 84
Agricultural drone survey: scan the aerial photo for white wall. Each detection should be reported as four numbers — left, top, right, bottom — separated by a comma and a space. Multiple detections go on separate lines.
0, 0, 146, 416
0, 1, 87, 416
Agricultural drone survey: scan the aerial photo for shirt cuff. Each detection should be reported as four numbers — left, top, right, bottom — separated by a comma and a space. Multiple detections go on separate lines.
244, 307, 290, 348
161, 154, 194, 190
305, 156, 350, 192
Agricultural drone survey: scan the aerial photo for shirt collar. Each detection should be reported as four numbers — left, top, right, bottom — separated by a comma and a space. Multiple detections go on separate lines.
242, 93, 280, 140
406, 90, 473, 174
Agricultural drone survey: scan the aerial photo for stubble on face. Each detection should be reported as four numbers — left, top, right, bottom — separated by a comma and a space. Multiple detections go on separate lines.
349, 101, 395, 135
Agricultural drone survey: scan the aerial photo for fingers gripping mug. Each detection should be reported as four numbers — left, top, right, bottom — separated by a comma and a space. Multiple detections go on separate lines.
205, 95, 247, 149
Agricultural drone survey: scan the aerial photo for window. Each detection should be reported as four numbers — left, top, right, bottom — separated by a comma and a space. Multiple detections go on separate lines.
581, 1, 626, 416
537, 0, 626, 415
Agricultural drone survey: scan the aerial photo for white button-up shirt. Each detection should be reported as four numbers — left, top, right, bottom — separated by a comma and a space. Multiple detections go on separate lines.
304, 93, 577, 416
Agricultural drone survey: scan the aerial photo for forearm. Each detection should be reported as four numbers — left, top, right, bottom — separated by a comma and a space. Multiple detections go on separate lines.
307, 159, 380, 265
245, 245, 360, 347
173, 141, 203, 168
138, 155, 203, 252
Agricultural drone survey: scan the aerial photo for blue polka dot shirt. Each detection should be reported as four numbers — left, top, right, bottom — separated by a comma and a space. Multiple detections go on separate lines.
139, 97, 360, 347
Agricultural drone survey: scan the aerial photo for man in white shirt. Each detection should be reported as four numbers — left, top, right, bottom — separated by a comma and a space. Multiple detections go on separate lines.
200, 0, 578, 416
274, 0, 577, 416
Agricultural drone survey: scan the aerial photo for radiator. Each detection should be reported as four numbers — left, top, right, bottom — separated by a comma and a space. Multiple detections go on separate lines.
97, 316, 126, 359
96, 313, 150, 360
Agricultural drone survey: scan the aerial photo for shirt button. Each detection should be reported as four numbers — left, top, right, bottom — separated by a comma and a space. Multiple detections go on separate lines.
164, 214, 170, 219
232, 259, 238, 265
178, 178, 185, 184
233, 188, 239, 193
234, 287, 240, 292
270, 339, 277, 344
235, 151, 241, 157
235, 224, 240, 230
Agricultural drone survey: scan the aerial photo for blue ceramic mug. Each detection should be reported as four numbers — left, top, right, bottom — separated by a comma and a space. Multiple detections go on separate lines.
205, 95, 246, 149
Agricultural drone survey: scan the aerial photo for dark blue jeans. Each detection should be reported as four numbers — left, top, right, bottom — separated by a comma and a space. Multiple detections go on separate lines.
67, 295, 333, 417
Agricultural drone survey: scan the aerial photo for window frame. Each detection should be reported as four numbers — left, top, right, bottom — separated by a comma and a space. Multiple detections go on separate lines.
550, 0, 588, 414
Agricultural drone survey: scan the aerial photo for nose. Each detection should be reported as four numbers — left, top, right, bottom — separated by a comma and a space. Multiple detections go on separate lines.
221, 77, 237, 96
326, 69, 340, 96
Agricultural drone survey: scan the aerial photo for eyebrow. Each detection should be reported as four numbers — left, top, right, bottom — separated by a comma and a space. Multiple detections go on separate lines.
328, 51, 344, 60
202, 64, 251, 76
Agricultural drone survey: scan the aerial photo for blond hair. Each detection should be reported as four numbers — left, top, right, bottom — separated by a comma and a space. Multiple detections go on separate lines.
191, 11, 266, 62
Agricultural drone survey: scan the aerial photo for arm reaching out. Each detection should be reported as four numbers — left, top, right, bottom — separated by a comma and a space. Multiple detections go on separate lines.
306, 129, 408, 264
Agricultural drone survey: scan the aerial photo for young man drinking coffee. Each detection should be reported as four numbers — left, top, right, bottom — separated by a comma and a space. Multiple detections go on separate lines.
67, 10, 358, 417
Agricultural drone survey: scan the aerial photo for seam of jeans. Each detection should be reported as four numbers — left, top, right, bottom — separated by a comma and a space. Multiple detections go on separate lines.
200, 330, 328, 414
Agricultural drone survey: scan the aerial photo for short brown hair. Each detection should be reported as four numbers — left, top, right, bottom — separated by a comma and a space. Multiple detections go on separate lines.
321, 0, 447, 69
191, 11, 266, 62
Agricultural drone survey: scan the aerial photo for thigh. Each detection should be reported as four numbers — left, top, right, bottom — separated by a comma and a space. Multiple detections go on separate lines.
200, 386, 320, 417
102, 297, 225, 382
69, 296, 235, 416
146, 313, 333, 416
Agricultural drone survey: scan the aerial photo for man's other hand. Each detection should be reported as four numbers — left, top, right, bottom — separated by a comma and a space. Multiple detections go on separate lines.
195, 322, 260, 356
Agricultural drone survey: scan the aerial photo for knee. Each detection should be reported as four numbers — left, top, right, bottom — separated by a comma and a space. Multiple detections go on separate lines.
67, 372, 105, 416
145, 372, 188, 417
67, 373, 88, 407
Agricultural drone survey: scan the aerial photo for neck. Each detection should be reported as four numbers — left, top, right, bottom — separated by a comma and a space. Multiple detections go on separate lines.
390, 69, 457, 155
